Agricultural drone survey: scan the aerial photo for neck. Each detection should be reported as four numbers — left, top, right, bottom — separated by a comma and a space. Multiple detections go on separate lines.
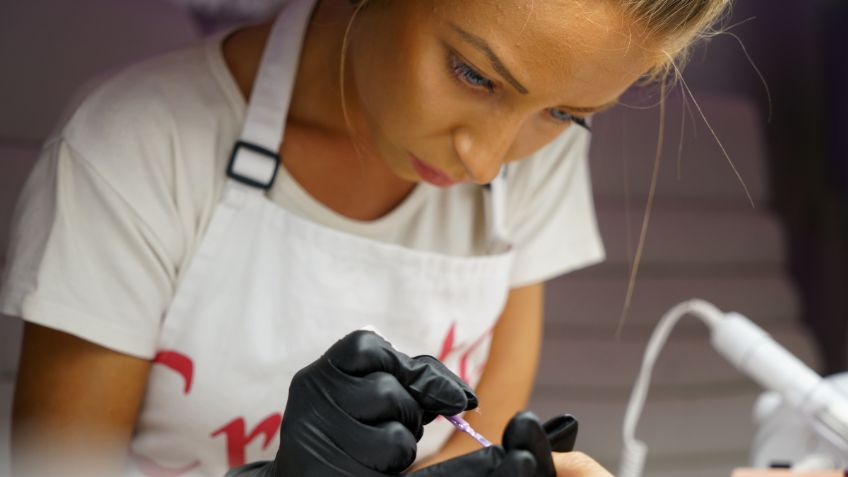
288, 0, 361, 135
222, 0, 420, 220
285, 0, 419, 215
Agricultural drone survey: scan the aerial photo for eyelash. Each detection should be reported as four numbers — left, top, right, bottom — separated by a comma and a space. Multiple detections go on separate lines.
450, 54, 496, 93
448, 54, 591, 131
548, 108, 591, 131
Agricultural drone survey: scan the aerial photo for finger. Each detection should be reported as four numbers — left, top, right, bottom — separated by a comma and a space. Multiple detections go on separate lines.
552, 451, 615, 477
328, 331, 472, 415
335, 420, 418, 474
421, 410, 438, 426
392, 354, 472, 415
333, 371, 424, 440
412, 355, 478, 410
326, 330, 406, 376
543, 414, 578, 452
491, 450, 537, 477
287, 368, 419, 472
503, 412, 556, 477
408, 446, 505, 477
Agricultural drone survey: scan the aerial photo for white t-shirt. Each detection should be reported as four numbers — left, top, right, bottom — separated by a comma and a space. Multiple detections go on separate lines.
0, 32, 604, 360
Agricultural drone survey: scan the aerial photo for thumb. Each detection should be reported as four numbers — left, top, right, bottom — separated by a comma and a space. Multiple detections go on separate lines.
503, 412, 556, 477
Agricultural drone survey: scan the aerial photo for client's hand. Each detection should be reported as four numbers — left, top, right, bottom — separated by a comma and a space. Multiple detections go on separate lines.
414, 412, 612, 477
411, 412, 557, 477
226, 330, 478, 476
504, 412, 612, 477
552, 452, 614, 477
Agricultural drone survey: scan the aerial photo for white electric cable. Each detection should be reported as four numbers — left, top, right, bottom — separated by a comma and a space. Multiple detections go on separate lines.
619, 299, 848, 477
618, 299, 727, 477
711, 313, 848, 457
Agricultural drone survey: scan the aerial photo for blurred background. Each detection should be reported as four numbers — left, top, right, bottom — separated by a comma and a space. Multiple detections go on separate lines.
0, 1, 845, 476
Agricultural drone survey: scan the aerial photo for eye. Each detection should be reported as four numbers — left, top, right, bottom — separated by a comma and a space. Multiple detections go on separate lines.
449, 54, 496, 93
546, 107, 591, 131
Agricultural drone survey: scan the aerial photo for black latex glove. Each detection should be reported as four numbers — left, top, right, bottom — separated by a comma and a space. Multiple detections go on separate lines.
502, 412, 558, 477
227, 330, 478, 476
407, 412, 558, 477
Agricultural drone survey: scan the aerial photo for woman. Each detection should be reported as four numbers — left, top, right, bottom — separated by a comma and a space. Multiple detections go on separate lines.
2, 0, 730, 475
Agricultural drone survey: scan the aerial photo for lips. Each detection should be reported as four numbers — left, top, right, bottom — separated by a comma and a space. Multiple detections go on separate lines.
410, 155, 459, 187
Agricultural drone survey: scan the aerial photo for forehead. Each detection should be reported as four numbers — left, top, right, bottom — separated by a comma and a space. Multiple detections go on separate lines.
426, 0, 662, 106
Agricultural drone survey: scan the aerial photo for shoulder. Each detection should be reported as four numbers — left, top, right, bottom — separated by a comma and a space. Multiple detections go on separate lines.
53, 34, 241, 204
62, 36, 235, 159
45, 37, 242, 257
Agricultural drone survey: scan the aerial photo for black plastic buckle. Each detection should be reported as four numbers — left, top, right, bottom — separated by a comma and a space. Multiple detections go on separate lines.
226, 140, 281, 190
482, 165, 509, 191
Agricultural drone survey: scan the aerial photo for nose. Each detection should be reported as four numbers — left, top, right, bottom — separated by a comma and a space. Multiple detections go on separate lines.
452, 121, 520, 185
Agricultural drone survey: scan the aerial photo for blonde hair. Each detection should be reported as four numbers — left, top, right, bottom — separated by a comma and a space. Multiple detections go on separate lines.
616, 0, 733, 82
609, 0, 741, 332
347, 0, 733, 83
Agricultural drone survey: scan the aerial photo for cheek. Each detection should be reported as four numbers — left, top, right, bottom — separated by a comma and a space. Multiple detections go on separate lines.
384, 57, 444, 139
404, 71, 466, 150
354, 36, 445, 145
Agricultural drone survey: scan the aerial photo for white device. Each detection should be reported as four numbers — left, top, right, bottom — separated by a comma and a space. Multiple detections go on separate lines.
618, 299, 848, 477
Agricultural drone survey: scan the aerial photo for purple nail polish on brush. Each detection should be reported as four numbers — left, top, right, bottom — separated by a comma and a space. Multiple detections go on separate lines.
445, 415, 493, 447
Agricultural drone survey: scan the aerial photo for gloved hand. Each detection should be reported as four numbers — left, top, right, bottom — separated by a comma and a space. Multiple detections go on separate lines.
501, 412, 558, 477
409, 412, 558, 477
226, 330, 479, 476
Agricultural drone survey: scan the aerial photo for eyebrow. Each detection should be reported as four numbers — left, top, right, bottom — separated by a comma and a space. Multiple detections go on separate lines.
449, 22, 529, 95
449, 22, 618, 115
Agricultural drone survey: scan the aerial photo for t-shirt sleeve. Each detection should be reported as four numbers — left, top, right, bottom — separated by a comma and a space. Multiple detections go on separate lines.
0, 81, 187, 359
505, 127, 605, 288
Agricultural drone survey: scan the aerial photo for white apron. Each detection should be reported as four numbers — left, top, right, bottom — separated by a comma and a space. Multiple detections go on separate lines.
127, 0, 515, 475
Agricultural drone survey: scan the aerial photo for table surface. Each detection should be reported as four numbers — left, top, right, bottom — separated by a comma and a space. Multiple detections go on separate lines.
732, 469, 845, 476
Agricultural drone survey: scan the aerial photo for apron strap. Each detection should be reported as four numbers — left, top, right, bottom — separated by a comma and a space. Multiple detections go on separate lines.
224, 0, 512, 251
483, 166, 510, 251
226, 0, 318, 191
